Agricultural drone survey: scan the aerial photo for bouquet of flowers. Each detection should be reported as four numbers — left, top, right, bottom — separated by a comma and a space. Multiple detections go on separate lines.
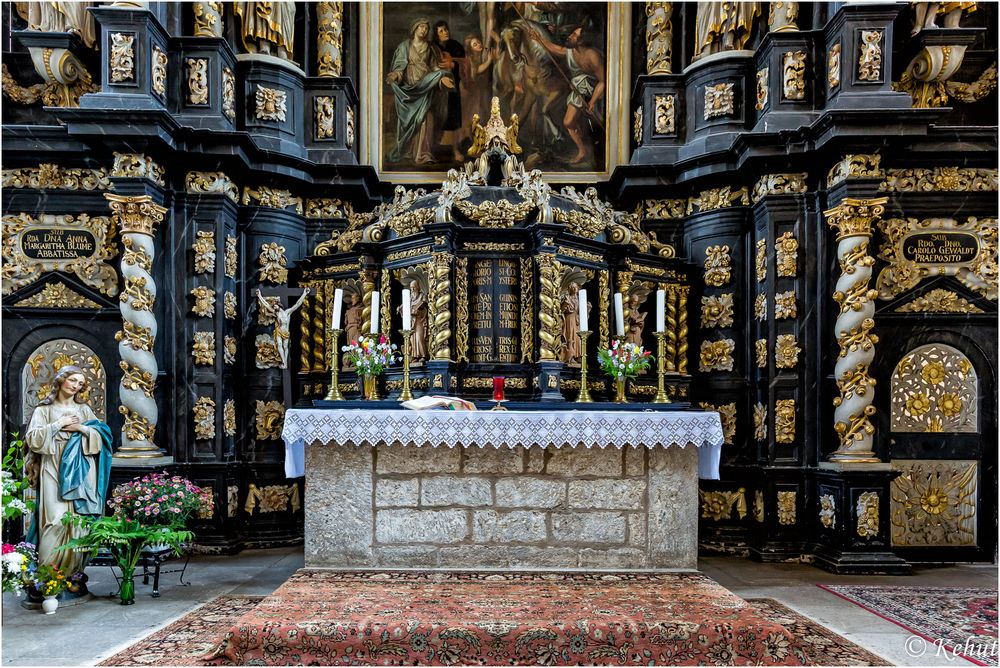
108, 472, 214, 528
342, 334, 399, 377
597, 339, 654, 380
30, 562, 68, 598
2, 542, 37, 596
3, 435, 34, 522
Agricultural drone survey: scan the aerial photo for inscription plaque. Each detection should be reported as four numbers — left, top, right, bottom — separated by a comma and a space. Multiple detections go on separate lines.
21, 229, 97, 260
469, 258, 521, 363
902, 232, 979, 265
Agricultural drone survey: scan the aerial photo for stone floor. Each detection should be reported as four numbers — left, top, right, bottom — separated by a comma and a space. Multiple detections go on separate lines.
0, 547, 994, 666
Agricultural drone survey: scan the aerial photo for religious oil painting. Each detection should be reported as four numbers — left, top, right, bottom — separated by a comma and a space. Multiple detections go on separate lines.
362, 2, 628, 182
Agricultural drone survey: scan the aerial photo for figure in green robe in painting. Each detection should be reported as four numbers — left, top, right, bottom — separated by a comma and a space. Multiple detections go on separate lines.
385, 17, 456, 165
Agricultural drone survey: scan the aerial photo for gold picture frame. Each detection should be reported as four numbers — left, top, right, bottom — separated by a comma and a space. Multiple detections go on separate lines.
360, 2, 630, 184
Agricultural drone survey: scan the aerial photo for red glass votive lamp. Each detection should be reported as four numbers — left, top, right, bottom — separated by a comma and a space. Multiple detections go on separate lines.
492, 376, 505, 402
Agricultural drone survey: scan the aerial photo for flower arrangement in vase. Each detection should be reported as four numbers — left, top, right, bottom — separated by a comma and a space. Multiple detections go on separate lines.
597, 339, 654, 403
108, 472, 214, 528
2, 541, 37, 596
342, 334, 400, 400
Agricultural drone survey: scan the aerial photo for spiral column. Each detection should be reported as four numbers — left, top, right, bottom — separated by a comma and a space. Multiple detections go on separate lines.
825, 197, 887, 463
106, 194, 167, 458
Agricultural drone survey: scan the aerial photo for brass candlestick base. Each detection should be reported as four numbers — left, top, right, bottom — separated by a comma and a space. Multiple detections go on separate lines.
491, 399, 508, 411
576, 330, 594, 403
399, 329, 414, 402
652, 331, 670, 404
324, 329, 345, 401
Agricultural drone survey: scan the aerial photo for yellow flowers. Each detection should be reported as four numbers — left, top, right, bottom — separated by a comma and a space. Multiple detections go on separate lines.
905, 393, 931, 417
937, 393, 963, 417
921, 361, 946, 385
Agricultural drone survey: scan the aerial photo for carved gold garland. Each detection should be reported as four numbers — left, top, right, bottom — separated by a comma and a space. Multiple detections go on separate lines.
881, 166, 997, 192
894, 289, 984, 314
776, 232, 798, 277
703, 245, 732, 287
190, 286, 216, 317
777, 491, 796, 525
2, 213, 117, 297
306, 198, 352, 219
699, 487, 746, 521
193, 396, 216, 440
775, 399, 795, 444
689, 186, 749, 214
242, 186, 303, 214
654, 94, 675, 134
643, 199, 686, 219
245, 483, 300, 514
454, 198, 534, 228
225, 236, 238, 278
3, 164, 111, 190
111, 152, 165, 185
258, 243, 289, 284
14, 282, 101, 309
192, 331, 216, 365
774, 290, 797, 319
187, 171, 238, 201
876, 217, 998, 300
752, 173, 808, 203
857, 491, 879, 538
827, 154, 883, 187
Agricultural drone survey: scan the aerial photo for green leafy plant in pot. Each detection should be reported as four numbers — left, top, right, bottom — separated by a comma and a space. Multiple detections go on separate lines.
59, 515, 191, 605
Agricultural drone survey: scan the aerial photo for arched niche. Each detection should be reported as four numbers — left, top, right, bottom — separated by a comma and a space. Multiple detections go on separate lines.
891, 343, 978, 434
20, 338, 108, 423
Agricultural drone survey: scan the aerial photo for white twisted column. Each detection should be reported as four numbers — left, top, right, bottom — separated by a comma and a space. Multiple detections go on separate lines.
825, 197, 887, 463
106, 194, 167, 458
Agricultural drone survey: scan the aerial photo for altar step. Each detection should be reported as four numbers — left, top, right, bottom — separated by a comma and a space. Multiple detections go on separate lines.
205, 569, 809, 666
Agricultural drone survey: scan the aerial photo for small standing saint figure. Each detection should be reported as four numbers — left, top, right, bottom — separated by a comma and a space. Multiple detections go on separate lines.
256, 288, 310, 369
561, 283, 589, 366
342, 292, 363, 369
398, 280, 428, 364
234, 1, 296, 61
625, 293, 647, 347
693, 2, 761, 60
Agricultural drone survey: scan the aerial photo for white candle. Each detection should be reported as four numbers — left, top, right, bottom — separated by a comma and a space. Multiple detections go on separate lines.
369, 290, 380, 334
401, 288, 412, 331
656, 289, 665, 333
332, 288, 343, 329
614, 293, 625, 337
578, 288, 588, 332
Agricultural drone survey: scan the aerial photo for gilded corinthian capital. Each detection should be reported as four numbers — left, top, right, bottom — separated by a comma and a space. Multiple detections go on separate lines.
105, 194, 167, 236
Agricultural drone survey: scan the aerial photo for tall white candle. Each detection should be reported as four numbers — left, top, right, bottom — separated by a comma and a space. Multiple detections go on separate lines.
614, 293, 625, 337
332, 288, 344, 329
401, 288, 412, 331
578, 288, 588, 332
656, 289, 665, 333
369, 290, 380, 334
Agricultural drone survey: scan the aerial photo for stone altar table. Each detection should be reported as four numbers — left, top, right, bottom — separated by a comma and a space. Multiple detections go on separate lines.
283, 408, 724, 571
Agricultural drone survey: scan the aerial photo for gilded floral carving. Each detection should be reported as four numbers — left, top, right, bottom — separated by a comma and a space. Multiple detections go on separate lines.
775, 399, 795, 443
895, 289, 984, 314
820, 494, 836, 529
193, 396, 216, 440
703, 245, 732, 287
704, 82, 735, 120
315, 95, 335, 140
752, 173, 808, 203
633, 107, 643, 145
13, 282, 100, 309
224, 399, 236, 437
755, 239, 766, 282
754, 402, 767, 441
222, 67, 235, 120
701, 293, 734, 329
654, 94, 675, 134
110, 33, 135, 83
186, 171, 238, 201
187, 58, 209, 105
255, 334, 281, 368
255, 85, 287, 122
774, 290, 797, 319
777, 491, 796, 525
889, 460, 977, 547
828, 43, 841, 89
856, 491, 879, 538
193, 230, 216, 274
699, 402, 737, 444
192, 331, 215, 365
775, 232, 798, 277
775, 335, 800, 369
782, 51, 806, 100
224, 336, 237, 365
754, 293, 767, 321
858, 30, 883, 82
881, 167, 998, 193
756, 67, 768, 111
699, 339, 734, 372
225, 235, 237, 278
689, 187, 749, 214
756, 339, 767, 368
892, 344, 977, 433
258, 242, 289, 284
224, 291, 237, 320
152, 46, 167, 98
699, 487, 747, 521
255, 400, 285, 440
190, 286, 215, 317
2, 164, 111, 190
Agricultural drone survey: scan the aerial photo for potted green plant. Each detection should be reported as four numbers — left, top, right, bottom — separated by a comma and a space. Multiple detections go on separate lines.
59, 515, 192, 605
30, 562, 69, 614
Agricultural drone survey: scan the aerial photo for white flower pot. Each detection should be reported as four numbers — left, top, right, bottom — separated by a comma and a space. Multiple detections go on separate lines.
41, 596, 58, 614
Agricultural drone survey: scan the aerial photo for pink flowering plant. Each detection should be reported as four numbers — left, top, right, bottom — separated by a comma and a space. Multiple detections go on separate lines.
108, 472, 214, 528
597, 339, 654, 380
342, 334, 399, 377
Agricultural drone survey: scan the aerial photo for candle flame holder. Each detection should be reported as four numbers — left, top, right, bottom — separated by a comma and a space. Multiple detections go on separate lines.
324, 328, 345, 401
652, 331, 670, 404
576, 330, 594, 403
399, 329, 414, 402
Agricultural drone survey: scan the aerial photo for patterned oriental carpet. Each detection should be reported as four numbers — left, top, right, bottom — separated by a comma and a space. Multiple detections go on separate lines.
97, 590, 892, 667
819, 585, 998, 667
188, 570, 815, 666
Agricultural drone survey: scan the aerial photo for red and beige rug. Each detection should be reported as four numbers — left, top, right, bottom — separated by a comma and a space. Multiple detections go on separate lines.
98, 591, 889, 666
819, 584, 998, 667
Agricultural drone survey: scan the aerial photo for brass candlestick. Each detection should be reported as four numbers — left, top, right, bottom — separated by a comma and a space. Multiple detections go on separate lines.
324, 328, 344, 401
652, 331, 670, 404
576, 330, 594, 403
399, 329, 414, 402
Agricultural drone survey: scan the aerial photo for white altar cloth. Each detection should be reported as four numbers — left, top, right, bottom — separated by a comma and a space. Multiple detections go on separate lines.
282, 409, 723, 480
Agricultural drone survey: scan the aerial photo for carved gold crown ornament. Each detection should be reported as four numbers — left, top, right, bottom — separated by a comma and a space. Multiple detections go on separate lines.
468, 97, 522, 158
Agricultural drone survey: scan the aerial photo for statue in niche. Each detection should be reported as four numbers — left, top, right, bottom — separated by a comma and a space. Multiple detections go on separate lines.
342, 291, 363, 369
234, 2, 296, 61
693, 2, 761, 60
24, 365, 113, 576
409, 280, 429, 364
911, 2, 977, 36
625, 292, 648, 347
256, 288, 310, 369
768, 2, 799, 32
561, 282, 591, 366
15, 2, 97, 48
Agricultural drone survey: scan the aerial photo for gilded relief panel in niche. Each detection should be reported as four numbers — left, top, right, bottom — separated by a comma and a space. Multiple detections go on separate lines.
891, 343, 977, 433
890, 459, 977, 547
21, 339, 107, 422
